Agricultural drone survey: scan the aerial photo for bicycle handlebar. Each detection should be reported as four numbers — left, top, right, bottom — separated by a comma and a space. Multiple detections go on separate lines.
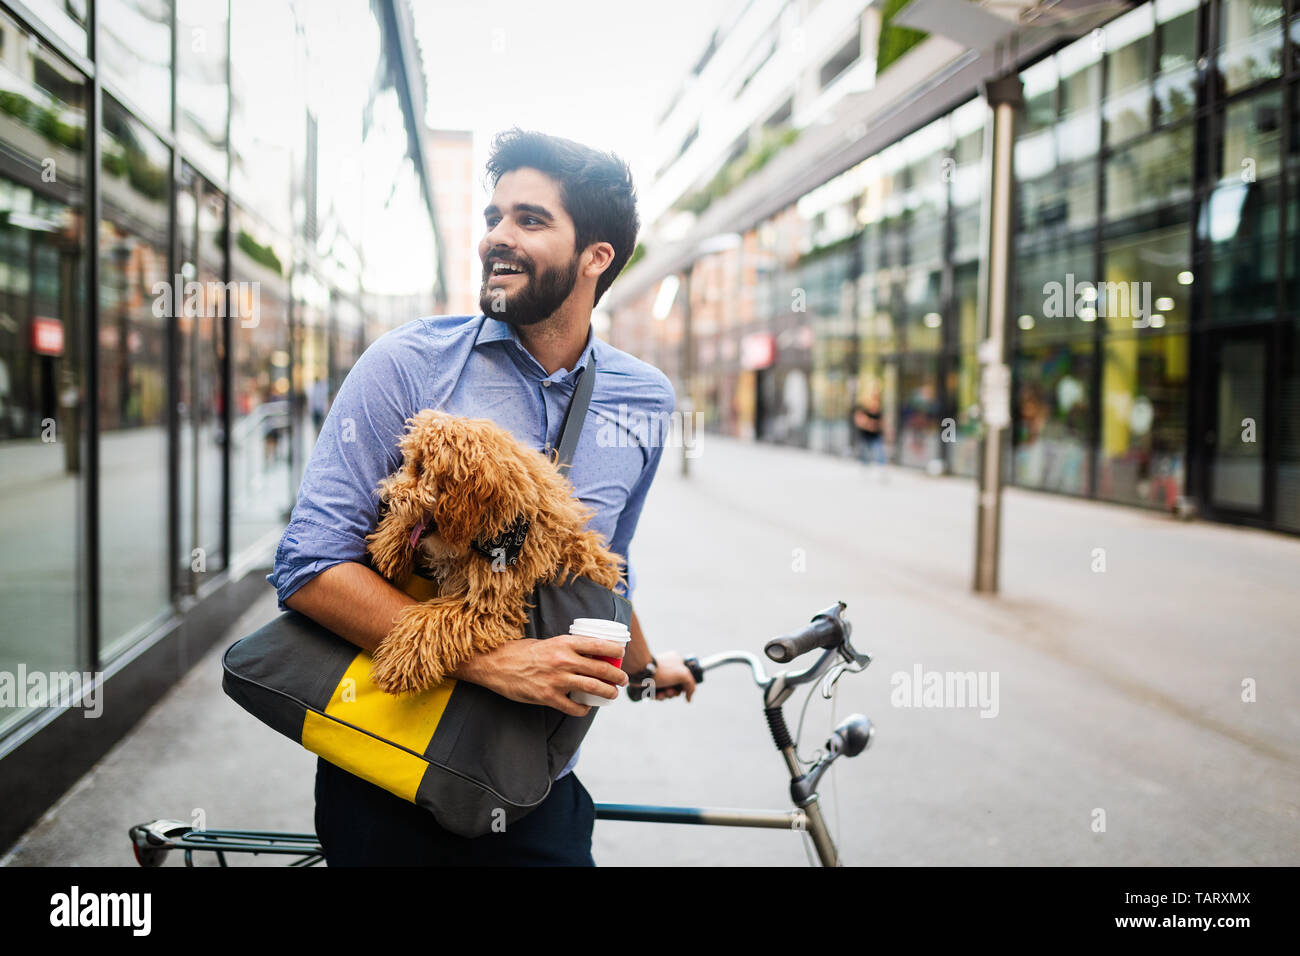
764, 607, 844, 663
627, 601, 864, 700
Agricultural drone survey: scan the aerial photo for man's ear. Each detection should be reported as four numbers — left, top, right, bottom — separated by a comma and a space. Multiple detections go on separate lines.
584, 241, 615, 280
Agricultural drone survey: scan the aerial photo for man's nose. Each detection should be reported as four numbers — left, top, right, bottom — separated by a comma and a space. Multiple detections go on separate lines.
483, 219, 518, 253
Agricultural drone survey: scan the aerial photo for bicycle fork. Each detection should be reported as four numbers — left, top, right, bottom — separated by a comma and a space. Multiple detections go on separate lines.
766, 705, 839, 866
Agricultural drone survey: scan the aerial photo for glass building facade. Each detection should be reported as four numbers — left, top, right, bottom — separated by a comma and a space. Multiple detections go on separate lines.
0, 0, 442, 746
613, 0, 1300, 536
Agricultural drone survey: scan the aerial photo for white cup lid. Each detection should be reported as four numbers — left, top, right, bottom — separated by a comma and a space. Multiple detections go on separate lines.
570, 618, 630, 641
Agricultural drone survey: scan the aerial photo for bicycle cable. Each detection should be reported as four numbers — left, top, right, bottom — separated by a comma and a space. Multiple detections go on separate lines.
793, 657, 865, 864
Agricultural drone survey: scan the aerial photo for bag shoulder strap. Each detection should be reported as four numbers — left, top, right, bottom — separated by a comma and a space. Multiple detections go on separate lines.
553, 350, 595, 472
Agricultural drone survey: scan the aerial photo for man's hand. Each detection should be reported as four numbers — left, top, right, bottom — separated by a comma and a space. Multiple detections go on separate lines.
454, 636, 630, 716
649, 651, 697, 702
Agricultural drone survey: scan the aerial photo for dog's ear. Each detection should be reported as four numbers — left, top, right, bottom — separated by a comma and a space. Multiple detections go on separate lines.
424, 417, 525, 551
366, 472, 420, 582
397, 409, 449, 495
365, 409, 450, 581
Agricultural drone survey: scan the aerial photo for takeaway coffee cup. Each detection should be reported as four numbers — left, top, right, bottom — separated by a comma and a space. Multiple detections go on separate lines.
568, 618, 631, 707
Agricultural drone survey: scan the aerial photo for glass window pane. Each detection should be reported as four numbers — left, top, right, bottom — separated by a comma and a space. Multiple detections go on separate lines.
1013, 342, 1094, 494
230, 0, 298, 237
100, 0, 174, 130
1217, 0, 1283, 94
230, 206, 291, 557
177, 0, 229, 180
0, 15, 87, 735
1105, 124, 1194, 219
1103, 3, 1155, 145
1210, 337, 1267, 509
1014, 239, 1097, 341
1155, 0, 1198, 125
176, 168, 227, 589
897, 353, 941, 469
1101, 224, 1191, 333
1276, 326, 1300, 531
99, 96, 171, 660
1200, 177, 1280, 324
20, 0, 89, 54
1099, 332, 1189, 508
1218, 90, 1282, 184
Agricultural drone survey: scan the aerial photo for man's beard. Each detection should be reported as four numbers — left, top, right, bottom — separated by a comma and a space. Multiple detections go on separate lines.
479, 252, 580, 327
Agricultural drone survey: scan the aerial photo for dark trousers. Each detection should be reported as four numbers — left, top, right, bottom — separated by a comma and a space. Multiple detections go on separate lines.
313, 756, 596, 866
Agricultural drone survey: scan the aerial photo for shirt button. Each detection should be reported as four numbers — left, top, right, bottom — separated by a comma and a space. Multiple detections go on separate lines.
543, 380, 551, 388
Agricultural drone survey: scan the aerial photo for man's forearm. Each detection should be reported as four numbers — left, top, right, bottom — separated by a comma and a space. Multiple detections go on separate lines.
287, 562, 502, 689
283, 561, 417, 654
622, 610, 652, 674
284, 561, 644, 689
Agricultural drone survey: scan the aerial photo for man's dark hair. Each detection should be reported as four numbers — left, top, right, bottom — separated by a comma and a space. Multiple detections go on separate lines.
483, 128, 640, 308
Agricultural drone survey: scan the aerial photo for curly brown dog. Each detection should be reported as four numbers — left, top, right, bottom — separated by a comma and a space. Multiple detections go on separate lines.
363, 409, 625, 696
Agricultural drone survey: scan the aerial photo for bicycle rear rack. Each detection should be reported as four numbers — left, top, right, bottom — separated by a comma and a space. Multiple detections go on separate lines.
130, 804, 810, 866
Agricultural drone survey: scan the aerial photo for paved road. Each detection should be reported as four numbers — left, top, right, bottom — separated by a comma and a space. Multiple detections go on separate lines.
5, 434, 1298, 866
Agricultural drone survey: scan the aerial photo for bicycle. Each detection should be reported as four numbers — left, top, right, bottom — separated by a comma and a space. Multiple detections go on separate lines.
129, 600, 874, 867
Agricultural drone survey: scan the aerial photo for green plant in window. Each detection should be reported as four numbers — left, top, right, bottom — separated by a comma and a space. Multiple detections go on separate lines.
0, 90, 31, 120
673, 125, 801, 216
877, 0, 928, 75
237, 229, 284, 276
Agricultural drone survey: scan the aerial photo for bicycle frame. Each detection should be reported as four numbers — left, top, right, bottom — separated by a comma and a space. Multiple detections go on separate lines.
130, 601, 873, 867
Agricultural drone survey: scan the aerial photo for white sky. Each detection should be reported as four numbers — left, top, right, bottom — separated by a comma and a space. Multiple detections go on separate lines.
410, 0, 735, 271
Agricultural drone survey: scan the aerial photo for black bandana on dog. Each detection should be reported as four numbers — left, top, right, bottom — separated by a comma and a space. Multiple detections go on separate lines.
402, 508, 531, 569
470, 514, 530, 567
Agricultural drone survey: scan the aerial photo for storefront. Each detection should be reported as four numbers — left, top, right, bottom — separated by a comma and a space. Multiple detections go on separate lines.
0, 0, 442, 851
611, 0, 1300, 537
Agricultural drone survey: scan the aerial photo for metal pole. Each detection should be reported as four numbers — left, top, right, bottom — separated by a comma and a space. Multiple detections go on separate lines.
973, 72, 1021, 595
680, 266, 692, 478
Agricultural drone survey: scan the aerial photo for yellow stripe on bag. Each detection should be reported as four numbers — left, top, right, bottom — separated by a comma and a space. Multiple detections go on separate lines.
301, 652, 456, 803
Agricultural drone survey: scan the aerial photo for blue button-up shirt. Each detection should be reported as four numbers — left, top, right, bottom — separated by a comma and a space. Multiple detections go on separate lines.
267, 312, 675, 780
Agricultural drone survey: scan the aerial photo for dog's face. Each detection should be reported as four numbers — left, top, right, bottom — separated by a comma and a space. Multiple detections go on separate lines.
376, 409, 540, 578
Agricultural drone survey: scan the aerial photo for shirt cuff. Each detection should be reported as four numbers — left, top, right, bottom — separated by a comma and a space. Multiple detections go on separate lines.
267, 516, 369, 612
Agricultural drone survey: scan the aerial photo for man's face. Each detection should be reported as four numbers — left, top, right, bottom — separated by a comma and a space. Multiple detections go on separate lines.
478, 167, 582, 326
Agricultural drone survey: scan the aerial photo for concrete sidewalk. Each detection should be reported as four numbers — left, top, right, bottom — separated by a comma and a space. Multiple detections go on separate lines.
5, 434, 1298, 865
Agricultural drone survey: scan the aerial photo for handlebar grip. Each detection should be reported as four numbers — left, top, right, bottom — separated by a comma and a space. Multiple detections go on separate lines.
764, 614, 840, 664
626, 656, 703, 701
685, 656, 703, 683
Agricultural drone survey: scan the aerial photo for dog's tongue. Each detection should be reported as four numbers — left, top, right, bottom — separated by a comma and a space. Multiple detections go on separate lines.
409, 519, 428, 549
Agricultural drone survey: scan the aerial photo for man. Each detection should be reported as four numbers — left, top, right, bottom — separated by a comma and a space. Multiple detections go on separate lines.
267, 127, 697, 866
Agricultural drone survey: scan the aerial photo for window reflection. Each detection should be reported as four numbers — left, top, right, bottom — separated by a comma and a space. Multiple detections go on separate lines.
1101, 225, 1191, 333
1155, 0, 1198, 125
1218, 90, 1282, 184
1217, 0, 1283, 95
0, 13, 85, 735
230, 207, 291, 555
1014, 342, 1094, 494
99, 0, 173, 130
99, 96, 170, 659
176, 167, 226, 591
177, 0, 230, 180
1099, 332, 1188, 508
1200, 177, 1280, 324
1103, 3, 1155, 146
1105, 125, 1194, 218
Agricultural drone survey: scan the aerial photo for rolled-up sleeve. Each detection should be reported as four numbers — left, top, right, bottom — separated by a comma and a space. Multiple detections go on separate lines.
266, 325, 425, 611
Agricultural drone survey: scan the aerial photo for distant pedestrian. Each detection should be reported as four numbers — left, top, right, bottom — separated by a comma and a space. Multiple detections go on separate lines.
850, 388, 887, 479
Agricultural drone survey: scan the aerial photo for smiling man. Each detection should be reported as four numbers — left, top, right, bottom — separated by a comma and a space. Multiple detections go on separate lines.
267, 127, 695, 866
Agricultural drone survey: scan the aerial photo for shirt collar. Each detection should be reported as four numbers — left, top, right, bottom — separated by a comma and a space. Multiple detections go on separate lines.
474, 313, 596, 383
